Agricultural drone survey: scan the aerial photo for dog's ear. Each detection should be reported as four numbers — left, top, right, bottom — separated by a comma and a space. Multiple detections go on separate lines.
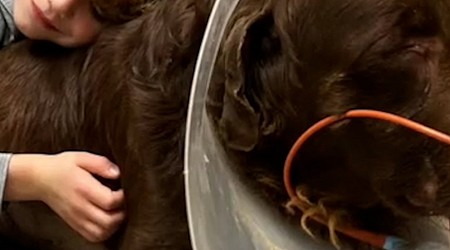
207, 1, 278, 152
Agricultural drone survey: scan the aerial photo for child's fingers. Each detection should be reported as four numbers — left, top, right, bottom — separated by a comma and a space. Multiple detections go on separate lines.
62, 152, 120, 179
85, 203, 126, 233
78, 220, 111, 243
49, 200, 100, 243
83, 180, 125, 211
52, 190, 124, 243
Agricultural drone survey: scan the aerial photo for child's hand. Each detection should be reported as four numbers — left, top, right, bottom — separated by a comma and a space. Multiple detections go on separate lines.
6, 152, 126, 242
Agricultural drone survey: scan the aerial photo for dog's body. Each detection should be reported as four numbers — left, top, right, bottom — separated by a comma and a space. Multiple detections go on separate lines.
0, 0, 208, 249
0, 0, 448, 249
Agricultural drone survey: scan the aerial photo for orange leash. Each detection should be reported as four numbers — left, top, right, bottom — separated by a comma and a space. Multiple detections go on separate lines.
283, 109, 450, 249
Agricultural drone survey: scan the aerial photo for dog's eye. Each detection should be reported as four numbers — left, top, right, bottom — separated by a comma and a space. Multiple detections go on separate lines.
394, 37, 443, 68
405, 44, 426, 57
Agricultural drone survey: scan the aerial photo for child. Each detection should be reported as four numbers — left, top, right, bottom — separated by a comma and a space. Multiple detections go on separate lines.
0, 0, 147, 243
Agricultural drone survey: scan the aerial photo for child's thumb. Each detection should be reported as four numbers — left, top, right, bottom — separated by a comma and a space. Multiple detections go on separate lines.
70, 152, 120, 179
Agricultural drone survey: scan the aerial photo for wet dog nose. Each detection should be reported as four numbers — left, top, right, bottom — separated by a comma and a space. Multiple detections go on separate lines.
406, 179, 438, 208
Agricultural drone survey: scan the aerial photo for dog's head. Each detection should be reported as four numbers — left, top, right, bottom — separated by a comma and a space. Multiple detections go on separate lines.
207, 0, 450, 219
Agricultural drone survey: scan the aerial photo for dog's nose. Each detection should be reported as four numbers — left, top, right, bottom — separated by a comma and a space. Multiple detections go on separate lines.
406, 179, 438, 208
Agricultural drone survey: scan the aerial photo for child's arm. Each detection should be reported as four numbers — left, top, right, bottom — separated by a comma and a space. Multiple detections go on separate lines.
1, 152, 125, 242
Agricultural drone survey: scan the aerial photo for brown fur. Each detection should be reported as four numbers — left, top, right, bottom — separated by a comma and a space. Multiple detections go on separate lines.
0, 0, 208, 249
0, 0, 450, 249
207, 0, 450, 248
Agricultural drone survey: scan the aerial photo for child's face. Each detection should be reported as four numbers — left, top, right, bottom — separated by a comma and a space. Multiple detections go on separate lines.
14, 0, 102, 47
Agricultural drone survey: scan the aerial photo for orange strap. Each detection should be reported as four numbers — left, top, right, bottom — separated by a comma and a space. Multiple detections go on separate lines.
283, 109, 450, 248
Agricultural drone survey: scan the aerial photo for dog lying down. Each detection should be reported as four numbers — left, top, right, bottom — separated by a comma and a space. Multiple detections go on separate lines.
206, 0, 450, 248
0, 0, 448, 249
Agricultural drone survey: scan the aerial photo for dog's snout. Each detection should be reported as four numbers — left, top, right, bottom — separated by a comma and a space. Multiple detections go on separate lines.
406, 178, 439, 208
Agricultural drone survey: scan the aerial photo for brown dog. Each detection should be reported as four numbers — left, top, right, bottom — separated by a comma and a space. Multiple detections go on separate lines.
0, 0, 449, 249
207, 0, 450, 248
0, 0, 208, 249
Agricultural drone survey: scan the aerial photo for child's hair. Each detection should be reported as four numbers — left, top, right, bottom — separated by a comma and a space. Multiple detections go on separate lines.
91, 0, 151, 24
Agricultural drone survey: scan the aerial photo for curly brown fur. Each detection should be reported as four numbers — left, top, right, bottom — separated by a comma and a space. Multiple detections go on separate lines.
91, 0, 153, 23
